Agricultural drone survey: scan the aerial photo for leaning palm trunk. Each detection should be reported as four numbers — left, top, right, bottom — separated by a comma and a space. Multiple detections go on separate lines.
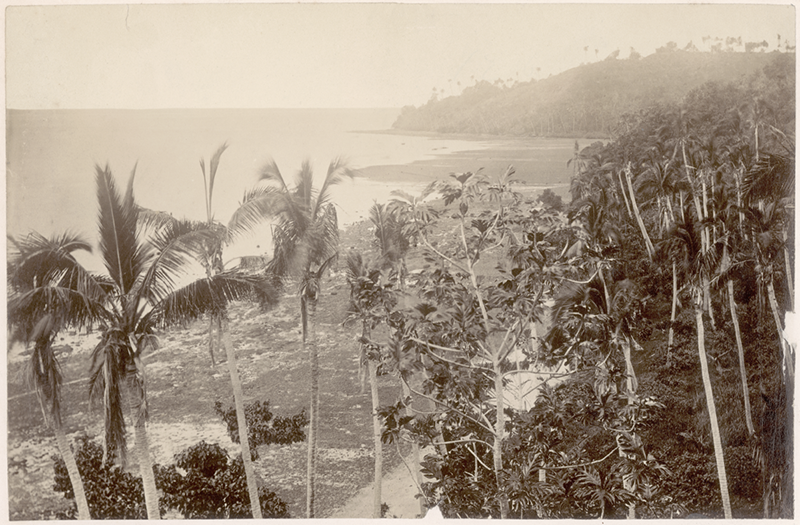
667, 261, 678, 367
207, 316, 217, 367
54, 427, 91, 520
132, 414, 160, 519
728, 279, 754, 435
767, 281, 793, 381
222, 317, 262, 519
783, 229, 794, 311
129, 360, 160, 520
618, 171, 633, 219
704, 276, 717, 330
400, 377, 425, 516
694, 298, 733, 519
304, 298, 320, 519
624, 166, 655, 259
367, 357, 383, 518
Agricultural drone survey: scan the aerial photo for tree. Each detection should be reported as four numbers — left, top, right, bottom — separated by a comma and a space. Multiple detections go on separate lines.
366, 202, 427, 513
85, 165, 230, 519
173, 143, 285, 518
256, 158, 354, 518
7, 233, 101, 520
9, 166, 207, 519
659, 213, 732, 519
18, 165, 263, 520
345, 253, 398, 518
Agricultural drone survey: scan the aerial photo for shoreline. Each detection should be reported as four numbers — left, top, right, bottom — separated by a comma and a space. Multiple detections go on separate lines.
351, 127, 611, 142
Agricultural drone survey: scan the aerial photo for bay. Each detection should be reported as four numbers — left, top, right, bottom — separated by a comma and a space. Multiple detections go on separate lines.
6, 108, 578, 273
7, 108, 498, 271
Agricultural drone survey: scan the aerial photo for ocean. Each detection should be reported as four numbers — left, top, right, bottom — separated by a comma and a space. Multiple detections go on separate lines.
6, 108, 575, 272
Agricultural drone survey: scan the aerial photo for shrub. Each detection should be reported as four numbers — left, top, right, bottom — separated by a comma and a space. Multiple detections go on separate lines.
53, 437, 289, 519
214, 399, 308, 459
537, 188, 564, 211
52, 435, 147, 519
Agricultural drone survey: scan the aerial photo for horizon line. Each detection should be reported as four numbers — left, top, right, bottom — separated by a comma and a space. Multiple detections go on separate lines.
6, 106, 403, 111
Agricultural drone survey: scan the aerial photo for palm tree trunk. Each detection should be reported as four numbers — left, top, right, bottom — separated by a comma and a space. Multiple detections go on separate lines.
728, 279, 754, 435
493, 355, 509, 519
667, 261, 678, 367
767, 281, 793, 382
618, 171, 633, 219
695, 302, 733, 519
54, 427, 91, 520
128, 358, 160, 521
624, 167, 655, 259
704, 276, 717, 331
133, 416, 160, 519
783, 229, 794, 311
208, 316, 216, 367
304, 298, 320, 519
221, 317, 262, 519
665, 192, 676, 224
368, 357, 383, 518
400, 377, 425, 516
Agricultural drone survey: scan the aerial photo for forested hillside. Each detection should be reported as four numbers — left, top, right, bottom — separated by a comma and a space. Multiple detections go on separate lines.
393, 50, 792, 137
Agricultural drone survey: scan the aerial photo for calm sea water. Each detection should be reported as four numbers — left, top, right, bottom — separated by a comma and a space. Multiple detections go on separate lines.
7, 108, 502, 271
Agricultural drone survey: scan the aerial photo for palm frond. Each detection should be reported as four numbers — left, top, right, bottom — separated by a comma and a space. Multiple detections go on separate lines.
259, 158, 290, 192
136, 206, 180, 233
9, 278, 108, 339
96, 165, 146, 294
743, 151, 795, 204
226, 185, 284, 241
345, 252, 368, 284
158, 270, 282, 326
204, 142, 229, 222
8, 231, 92, 290
295, 159, 315, 210
315, 157, 355, 218
136, 220, 215, 305
25, 315, 63, 428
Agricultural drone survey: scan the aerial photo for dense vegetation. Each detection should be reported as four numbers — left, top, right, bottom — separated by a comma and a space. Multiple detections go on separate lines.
6, 51, 794, 519
52, 436, 290, 519
369, 51, 793, 518
393, 50, 791, 138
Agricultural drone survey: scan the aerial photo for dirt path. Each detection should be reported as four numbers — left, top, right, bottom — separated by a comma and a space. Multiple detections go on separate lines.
328, 449, 431, 519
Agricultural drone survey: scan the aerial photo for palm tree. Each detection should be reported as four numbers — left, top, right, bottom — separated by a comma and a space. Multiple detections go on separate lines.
368, 201, 428, 514
85, 164, 224, 519
7, 233, 102, 520
745, 202, 793, 381
716, 200, 756, 435
345, 253, 398, 518
744, 150, 795, 312
9, 166, 202, 519
256, 158, 354, 518
659, 213, 733, 519
622, 163, 655, 260
166, 143, 286, 518
370, 202, 411, 286
86, 164, 272, 519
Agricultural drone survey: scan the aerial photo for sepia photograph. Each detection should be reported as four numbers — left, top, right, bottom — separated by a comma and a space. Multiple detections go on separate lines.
5, 1, 796, 520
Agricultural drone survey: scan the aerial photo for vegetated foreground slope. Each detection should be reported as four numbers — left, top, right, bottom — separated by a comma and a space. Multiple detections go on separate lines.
393, 50, 788, 137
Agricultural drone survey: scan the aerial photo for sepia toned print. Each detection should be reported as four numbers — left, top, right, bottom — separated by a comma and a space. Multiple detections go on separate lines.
5, 2, 795, 520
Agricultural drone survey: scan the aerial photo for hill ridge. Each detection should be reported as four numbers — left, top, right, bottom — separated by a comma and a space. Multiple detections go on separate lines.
393, 50, 792, 138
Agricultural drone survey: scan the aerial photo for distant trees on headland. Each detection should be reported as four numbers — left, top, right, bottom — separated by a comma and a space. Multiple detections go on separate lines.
393, 51, 793, 138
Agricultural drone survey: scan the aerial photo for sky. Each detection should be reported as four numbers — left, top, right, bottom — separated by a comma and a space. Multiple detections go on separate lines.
4, 2, 797, 109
